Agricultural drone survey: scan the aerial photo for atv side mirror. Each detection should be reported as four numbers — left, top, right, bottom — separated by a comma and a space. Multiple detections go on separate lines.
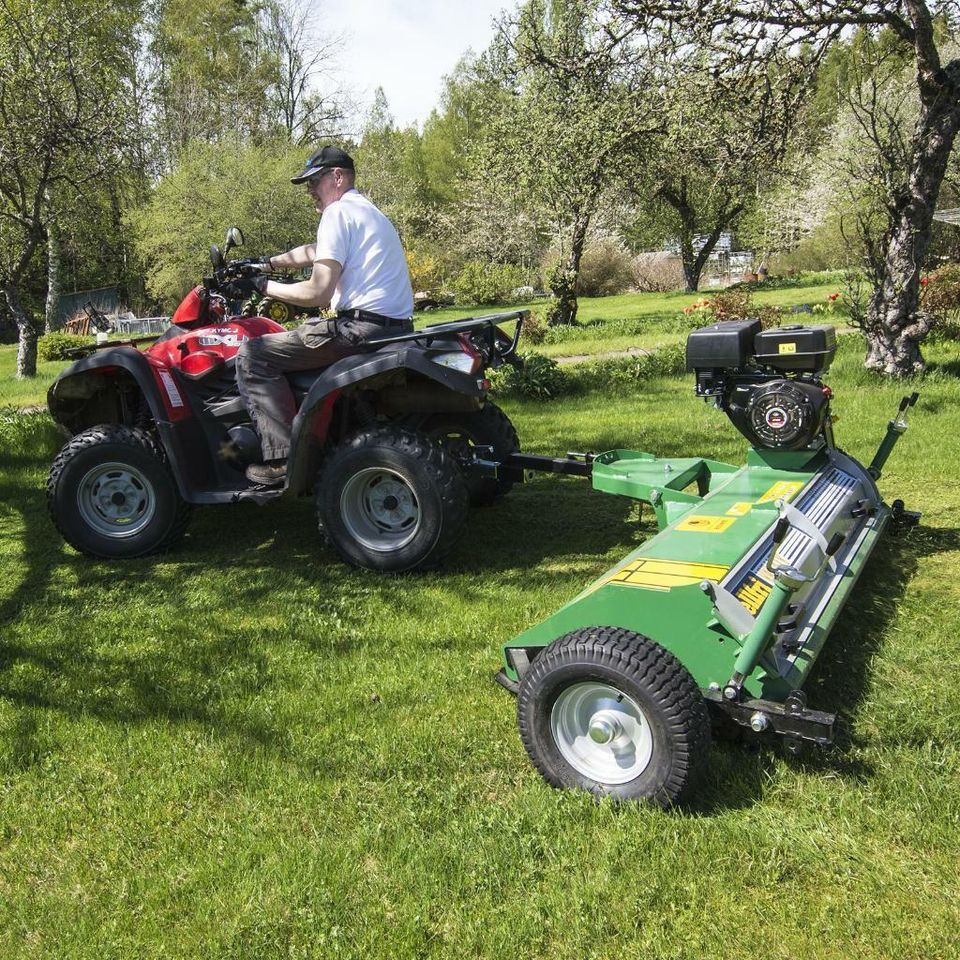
224, 227, 245, 256
210, 243, 223, 269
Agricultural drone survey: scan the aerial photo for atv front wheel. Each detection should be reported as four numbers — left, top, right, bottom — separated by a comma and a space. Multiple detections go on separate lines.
47, 425, 191, 559
517, 627, 711, 806
316, 426, 468, 572
403, 402, 520, 505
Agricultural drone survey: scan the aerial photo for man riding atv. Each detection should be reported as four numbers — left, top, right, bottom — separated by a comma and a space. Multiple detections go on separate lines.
225, 144, 415, 486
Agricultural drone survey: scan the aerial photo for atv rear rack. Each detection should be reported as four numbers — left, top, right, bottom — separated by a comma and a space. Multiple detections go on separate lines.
365, 310, 527, 364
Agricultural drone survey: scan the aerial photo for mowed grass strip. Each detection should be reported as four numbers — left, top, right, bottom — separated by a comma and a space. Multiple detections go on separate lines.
0, 336, 958, 958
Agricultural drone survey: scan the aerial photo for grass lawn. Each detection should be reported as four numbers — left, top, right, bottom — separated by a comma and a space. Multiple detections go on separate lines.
1, 273, 849, 409
1, 328, 958, 958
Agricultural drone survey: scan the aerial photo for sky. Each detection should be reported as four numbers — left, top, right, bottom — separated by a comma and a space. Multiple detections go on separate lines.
322, 0, 512, 131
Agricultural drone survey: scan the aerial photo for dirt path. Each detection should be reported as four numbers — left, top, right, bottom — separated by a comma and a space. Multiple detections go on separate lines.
553, 346, 652, 366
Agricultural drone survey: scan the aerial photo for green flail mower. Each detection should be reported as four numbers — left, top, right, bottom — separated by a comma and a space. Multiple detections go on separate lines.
493, 318, 920, 806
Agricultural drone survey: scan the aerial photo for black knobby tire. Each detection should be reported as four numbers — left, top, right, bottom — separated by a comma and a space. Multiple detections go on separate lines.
316, 425, 469, 572
517, 627, 711, 807
403, 402, 520, 506
47, 425, 191, 559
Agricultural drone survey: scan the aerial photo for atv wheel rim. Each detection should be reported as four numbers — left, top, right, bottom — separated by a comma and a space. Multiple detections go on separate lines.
77, 461, 157, 538
340, 468, 421, 552
551, 682, 653, 784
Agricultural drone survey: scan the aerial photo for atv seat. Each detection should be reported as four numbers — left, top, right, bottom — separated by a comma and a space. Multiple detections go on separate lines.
286, 369, 328, 395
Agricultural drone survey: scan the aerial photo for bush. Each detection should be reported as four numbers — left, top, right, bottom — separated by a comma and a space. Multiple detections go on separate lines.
519, 309, 548, 346
491, 353, 573, 400
38, 332, 91, 361
452, 261, 527, 306
406, 249, 443, 294
576, 241, 635, 297
632, 254, 684, 293
922, 263, 960, 340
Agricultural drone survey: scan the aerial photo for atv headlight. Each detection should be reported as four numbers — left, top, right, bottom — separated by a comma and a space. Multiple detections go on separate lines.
430, 351, 478, 374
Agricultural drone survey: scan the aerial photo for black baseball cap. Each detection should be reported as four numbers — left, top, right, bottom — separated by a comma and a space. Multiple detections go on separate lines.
290, 145, 355, 184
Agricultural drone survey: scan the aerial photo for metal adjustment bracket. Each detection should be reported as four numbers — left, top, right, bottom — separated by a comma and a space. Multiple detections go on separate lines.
703, 688, 835, 746
700, 580, 755, 638
772, 498, 836, 574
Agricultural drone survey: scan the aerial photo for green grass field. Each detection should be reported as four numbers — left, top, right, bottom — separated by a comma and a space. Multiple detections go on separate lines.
1, 320, 958, 957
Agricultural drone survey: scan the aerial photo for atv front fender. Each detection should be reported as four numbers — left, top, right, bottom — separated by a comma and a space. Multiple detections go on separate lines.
47, 348, 218, 502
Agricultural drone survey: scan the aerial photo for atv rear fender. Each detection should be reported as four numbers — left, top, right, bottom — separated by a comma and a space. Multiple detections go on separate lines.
286, 344, 487, 495
47, 348, 216, 501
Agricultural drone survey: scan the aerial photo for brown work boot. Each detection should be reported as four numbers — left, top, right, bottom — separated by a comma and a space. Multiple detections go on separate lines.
245, 460, 287, 486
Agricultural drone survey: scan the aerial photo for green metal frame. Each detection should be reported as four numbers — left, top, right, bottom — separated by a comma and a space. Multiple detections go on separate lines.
502, 443, 891, 706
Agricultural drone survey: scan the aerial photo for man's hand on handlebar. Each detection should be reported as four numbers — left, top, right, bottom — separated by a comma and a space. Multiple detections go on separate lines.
221, 275, 268, 300
228, 257, 273, 277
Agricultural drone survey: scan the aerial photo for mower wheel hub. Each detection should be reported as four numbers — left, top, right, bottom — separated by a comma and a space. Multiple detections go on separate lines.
551, 682, 653, 784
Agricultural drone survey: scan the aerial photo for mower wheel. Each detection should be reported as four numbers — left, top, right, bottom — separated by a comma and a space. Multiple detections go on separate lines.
517, 627, 711, 807
316, 425, 468, 572
47, 424, 191, 559
402, 402, 520, 505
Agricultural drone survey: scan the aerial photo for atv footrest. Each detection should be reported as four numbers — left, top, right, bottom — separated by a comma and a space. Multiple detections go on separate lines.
234, 487, 284, 505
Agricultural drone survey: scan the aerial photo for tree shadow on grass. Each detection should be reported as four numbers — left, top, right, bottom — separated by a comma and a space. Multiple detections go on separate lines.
0, 452, 646, 783
4, 412, 946, 806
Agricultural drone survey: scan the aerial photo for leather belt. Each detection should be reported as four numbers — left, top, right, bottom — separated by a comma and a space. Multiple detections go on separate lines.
337, 308, 410, 327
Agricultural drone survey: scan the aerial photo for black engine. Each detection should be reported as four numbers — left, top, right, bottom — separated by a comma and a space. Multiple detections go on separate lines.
686, 319, 837, 451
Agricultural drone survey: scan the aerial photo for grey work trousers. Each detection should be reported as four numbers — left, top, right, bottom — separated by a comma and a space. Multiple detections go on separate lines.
234, 315, 410, 461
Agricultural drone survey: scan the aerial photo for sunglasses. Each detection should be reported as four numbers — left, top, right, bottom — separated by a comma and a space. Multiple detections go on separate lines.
306, 168, 338, 187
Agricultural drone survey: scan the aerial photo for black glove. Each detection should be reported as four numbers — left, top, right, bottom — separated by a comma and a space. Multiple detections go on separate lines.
220, 275, 267, 299
229, 257, 273, 277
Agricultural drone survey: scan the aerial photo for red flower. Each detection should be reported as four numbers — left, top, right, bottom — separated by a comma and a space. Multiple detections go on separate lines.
828, 292, 840, 302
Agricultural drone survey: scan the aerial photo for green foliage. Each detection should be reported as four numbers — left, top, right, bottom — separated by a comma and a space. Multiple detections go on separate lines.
36, 332, 89, 362
571, 341, 687, 392
519, 309, 548, 346
451, 261, 526, 306
491, 353, 572, 400
130, 140, 318, 307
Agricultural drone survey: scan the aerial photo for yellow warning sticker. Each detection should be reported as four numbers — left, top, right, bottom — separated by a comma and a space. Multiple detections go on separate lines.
608, 557, 730, 592
676, 515, 736, 533
778, 342, 797, 355
757, 480, 805, 504
734, 572, 774, 616
726, 502, 753, 517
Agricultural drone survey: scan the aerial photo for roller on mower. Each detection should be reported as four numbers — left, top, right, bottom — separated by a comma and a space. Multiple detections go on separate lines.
489, 319, 920, 806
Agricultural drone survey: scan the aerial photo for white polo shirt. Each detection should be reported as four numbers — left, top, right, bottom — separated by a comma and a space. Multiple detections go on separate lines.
314, 189, 414, 319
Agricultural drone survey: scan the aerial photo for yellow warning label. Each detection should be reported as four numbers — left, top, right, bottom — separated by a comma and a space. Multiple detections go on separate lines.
778, 342, 797, 355
608, 557, 730, 592
726, 502, 753, 517
676, 515, 736, 533
734, 572, 774, 616
757, 480, 805, 504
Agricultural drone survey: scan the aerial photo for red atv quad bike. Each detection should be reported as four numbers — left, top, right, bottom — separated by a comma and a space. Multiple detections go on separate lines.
46, 228, 525, 572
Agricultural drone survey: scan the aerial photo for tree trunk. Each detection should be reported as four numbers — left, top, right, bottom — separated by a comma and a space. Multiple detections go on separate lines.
4, 282, 38, 378
547, 212, 590, 326
45, 217, 61, 334
863, 58, 960, 375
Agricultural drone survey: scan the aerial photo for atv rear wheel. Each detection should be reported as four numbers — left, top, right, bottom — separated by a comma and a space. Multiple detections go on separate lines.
517, 627, 711, 807
402, 402, 519, 505
48, 425, 191, 559
316, 426, 468, 572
